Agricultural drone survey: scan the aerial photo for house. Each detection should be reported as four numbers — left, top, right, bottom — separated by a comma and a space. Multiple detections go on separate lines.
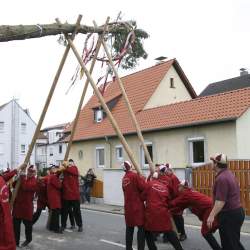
35, 123, 69, 168
0, 99, 36, 170
199, 68, 250, 97
66, 59, 250, 205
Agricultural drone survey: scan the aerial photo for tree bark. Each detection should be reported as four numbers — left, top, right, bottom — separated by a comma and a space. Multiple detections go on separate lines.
0, 22, 140, 42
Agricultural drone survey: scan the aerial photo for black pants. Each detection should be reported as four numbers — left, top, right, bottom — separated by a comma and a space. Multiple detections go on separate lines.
218, 207, 246, 250
61, 200, 82, 228
13, 217, 32, 246
83, 185, 91, 203
49, 209, 61, 231
203, 232, 222, 250
32, 207, 43, 225
145, 230, 183, 250
173, 214, 186, 235
126, 226, 145, 250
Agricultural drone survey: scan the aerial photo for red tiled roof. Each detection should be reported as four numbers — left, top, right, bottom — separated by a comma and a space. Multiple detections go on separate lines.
66, 60, 250, 142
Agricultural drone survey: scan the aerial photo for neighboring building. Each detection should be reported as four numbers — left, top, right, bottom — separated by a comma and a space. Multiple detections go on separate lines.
66, 59, 250, 205
35, 123, 68, 168
199, 68, 250, 97
0, 99, 36, 170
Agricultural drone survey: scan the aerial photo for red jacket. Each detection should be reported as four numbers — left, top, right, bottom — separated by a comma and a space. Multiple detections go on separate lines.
62, 165, 80, 201
142, 179, 172, 232
122, 171, 145, 227
12, 176, 37, 221
47, 174, 62, 209
0, 170, 17, 250
36, 178, 48, 209
169, 188, 218, 235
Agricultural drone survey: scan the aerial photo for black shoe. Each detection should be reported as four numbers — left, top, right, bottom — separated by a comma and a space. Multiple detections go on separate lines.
21, 240, 31, 247
179, 234, 187, 241
69, 225, 76, 230
78, 226, 83, 232
61, 226, 65, 231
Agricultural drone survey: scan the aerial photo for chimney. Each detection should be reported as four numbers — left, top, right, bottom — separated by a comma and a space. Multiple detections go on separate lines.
155, 56, 168, 65
240, 68, 248, 76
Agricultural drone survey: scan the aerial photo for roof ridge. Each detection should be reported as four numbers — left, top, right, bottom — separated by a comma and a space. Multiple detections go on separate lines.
209, 74, 250, 86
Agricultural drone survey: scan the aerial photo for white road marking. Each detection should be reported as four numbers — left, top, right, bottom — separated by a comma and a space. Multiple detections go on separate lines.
100, 239, 137, 249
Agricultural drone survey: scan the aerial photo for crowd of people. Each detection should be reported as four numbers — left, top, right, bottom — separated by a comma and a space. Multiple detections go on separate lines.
122, 153, 246, 250
0, 153, 246, 250
0, 159, 85, 249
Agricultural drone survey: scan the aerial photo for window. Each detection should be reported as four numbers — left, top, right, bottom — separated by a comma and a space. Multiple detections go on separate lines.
49, 147, 53, 156
21, 123, 27, 134
94, 109, 103, 123
21, 144, 26, 154
140, 143, 153, 167
0, 122, 4, 132
115, 146, 123, 161
78, 150, 83, 160
96, 147, 105, 168
188, 137, 205, 165
0, 143, 4, 154
170, 77, 175, 88
59, 144, 62, 154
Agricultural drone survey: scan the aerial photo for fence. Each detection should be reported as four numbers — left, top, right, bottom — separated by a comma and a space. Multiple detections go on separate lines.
192, 160, 250, 215
91, 179, 103, 198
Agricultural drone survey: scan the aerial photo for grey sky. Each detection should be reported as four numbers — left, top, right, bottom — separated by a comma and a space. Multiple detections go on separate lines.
0, 0, 249, 127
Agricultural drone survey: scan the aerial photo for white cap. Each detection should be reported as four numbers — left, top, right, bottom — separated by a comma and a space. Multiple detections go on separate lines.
210, 153, 227, 165
121, 161, 132, 171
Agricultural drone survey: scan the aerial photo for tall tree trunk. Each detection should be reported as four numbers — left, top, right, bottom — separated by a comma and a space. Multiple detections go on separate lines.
0, 22, 144, 42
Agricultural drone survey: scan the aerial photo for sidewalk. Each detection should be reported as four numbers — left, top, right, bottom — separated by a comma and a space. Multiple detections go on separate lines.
81, 203, 250, 234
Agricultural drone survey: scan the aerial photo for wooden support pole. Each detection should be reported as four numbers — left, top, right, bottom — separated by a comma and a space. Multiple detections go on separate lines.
65, 27, 142, 175
61, 17, 110, 162
93, 21, 155, 174
10, 15, 83, 208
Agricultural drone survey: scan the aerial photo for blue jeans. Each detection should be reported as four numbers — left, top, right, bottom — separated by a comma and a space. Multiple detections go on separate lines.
83, 185, 91, 203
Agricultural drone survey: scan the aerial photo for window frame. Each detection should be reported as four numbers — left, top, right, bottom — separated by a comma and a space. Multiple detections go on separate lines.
58, 144, 62, 154
0, 122, 4, 132
95, 109, 103, 123
21, 122, 27, 134
96, 146, 105, 168
170, 77, 175, 88
140, 142, 153, 168
188, 137, 205, 166
115, 145, 123, 162
21, 144, 26, 154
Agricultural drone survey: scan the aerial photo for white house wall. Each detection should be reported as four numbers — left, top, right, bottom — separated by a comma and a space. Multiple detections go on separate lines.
236, 107, 250, 159
0, 103, 12, 169
144, 65, 192, 110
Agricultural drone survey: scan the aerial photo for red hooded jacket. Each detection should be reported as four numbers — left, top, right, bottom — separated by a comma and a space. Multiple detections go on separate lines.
169, 188, 218, 235
122, 171, 145, 227
47, 174, 62, 209
62, 165, 80, 201
12, 176, 37, 221
36, 178, 48, 209
142, 179, 172, 232
0, 170, 17, 250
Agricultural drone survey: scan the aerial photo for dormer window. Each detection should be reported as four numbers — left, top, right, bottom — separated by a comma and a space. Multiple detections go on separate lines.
170, 77, 175, 88
95, 109, 103, 123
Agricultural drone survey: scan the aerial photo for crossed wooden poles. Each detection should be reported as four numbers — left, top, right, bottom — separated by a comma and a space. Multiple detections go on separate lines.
10, 15, 155, 207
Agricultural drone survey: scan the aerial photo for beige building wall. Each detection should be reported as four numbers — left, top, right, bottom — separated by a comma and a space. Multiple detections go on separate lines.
236, 108, 250, 159
144, 65, 192, 109
70, 121, 237, 181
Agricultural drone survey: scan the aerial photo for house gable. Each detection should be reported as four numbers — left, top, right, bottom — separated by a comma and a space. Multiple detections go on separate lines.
144, 65, 193, 109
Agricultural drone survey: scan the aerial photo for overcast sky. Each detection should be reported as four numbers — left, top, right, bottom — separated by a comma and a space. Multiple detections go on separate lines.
0, 0, 249, 128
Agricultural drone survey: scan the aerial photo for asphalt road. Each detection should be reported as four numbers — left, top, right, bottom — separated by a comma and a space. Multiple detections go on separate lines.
18, 209, 250, 250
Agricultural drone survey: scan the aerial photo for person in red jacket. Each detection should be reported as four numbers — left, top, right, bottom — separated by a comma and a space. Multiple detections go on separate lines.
165, 163, 187, 241
47, 165, 63, 233
61, 159, 82, 232
0, 164, 25, 250
12, 165, 37, 247
169, 180, 221, 250
141, 173, 183, 250
32, 176, 49, 225
122, 161, 146, 250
